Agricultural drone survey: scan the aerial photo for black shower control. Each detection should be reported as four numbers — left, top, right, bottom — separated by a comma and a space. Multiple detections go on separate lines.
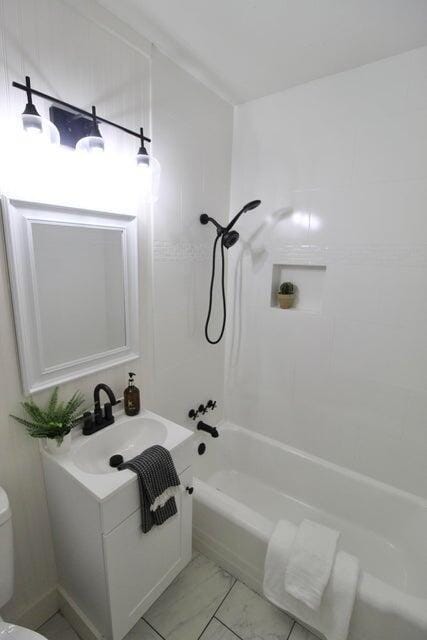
185, 486, 194, 495
198, 443, 206, 455
189, 399, 217, 422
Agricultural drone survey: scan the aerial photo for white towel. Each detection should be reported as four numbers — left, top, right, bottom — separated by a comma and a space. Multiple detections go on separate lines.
285, 519, 340, 609
263, 520, 359, 640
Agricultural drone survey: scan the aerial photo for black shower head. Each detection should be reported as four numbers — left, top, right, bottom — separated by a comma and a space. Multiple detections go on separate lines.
222, 229, 239, 249
242, 199, 262, 213
200, 198, 261, 251
224, 199, 261, 233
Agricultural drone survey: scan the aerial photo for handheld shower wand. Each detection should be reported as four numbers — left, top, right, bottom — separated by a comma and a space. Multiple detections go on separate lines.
200, 199, 261, 344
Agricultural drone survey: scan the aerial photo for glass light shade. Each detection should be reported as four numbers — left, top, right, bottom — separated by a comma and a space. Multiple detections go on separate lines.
136, 155, 161, 203
136, 152, 149, 167
22, 114, 60, 145
76, 135, 105, 154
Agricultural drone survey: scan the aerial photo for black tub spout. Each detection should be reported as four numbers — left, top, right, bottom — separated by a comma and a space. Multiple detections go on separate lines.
197, 421, 219, 438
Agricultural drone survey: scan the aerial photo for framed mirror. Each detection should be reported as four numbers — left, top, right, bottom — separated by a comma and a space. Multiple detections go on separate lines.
2, 198, 139, 394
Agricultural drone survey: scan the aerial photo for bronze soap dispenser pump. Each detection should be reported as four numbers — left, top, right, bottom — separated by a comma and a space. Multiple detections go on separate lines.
124, 372, 140, 416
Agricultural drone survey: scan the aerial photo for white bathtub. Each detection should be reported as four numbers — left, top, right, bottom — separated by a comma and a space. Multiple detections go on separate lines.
193, 422, 427, 640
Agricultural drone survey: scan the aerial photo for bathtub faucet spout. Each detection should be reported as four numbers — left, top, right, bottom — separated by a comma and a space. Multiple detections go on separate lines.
197, 421, 219, 438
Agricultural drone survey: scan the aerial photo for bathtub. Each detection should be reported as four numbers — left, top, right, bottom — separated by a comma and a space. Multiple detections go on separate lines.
193, 422, 427, 640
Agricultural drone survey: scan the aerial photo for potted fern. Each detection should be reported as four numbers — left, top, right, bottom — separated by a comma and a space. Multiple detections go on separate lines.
277, 281, 295, 309
11, 387, 85, 455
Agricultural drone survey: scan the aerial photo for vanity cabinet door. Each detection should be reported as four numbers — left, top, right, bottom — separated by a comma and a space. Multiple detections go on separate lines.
103, 467, 193, 640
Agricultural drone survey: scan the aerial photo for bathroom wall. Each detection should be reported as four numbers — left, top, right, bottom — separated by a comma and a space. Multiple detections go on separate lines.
0, 0, 149, 626
227, 46, 427, 499
148, 47, 232, 425
0, 0, 231, 626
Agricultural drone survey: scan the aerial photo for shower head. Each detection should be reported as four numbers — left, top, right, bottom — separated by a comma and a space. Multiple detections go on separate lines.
224, 199, 261, 233
222, 229, 239, 249
242, 199, 262, 213
202, 198, 261, 344
200, 199, 261, 247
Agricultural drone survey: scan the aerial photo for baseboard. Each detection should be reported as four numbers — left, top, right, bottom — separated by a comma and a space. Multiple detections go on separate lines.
15, 588, 59, 631
57, 587, 102, 640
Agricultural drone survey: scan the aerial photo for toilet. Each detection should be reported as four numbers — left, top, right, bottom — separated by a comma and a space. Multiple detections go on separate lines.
0, 487, 47, 639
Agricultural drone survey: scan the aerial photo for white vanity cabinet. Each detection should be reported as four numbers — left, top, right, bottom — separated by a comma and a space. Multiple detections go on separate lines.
104, 466, 193, 640
41, 412, 194, 640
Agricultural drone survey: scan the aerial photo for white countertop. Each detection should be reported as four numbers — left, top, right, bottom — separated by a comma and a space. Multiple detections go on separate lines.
40, 408, 194, 502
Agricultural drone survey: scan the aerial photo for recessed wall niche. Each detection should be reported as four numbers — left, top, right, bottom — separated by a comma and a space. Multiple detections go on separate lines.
271, 263, 326, 313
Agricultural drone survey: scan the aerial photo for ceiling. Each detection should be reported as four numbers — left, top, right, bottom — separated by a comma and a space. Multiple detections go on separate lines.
97, 0, 427, 104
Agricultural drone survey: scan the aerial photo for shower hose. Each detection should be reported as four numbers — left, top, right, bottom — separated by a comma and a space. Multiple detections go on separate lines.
204, 234, 226, 344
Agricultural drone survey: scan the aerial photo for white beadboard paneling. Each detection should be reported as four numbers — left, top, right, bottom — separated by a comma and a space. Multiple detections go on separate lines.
227, 46, 427, 498
0, 0, 152, 624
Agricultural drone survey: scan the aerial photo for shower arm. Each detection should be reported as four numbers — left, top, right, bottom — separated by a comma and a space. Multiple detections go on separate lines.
200, 213, 225, 235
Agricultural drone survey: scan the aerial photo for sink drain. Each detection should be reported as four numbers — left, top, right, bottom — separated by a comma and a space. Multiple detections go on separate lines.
109, 454, 123, 468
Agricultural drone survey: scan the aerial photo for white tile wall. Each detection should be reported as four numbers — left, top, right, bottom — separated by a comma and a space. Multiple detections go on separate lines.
227, 46, 427, 498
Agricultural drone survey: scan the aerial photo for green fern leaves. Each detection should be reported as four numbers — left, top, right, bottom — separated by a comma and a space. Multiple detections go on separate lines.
11, 387, 86, 443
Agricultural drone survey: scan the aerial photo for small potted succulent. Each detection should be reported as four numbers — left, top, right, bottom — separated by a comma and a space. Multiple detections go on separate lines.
10, 386, 85, 456
277, 281, 295, 309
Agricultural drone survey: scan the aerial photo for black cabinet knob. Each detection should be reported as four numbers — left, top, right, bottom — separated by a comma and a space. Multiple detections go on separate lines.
185, 486, 194, 495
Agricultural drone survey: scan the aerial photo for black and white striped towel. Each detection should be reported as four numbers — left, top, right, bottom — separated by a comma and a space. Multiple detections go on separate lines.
119, 445, 180, 533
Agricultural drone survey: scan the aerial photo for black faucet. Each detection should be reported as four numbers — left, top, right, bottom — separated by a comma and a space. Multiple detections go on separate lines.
197, 421, 219, 438
82, 384, 120, 435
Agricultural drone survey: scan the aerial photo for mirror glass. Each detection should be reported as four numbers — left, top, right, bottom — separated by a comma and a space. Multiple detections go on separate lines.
31, 223, 126, 369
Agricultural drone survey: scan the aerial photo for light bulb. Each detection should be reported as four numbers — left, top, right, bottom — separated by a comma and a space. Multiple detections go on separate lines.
21, 113, 60, 145
76, 135, 105, 154
22, 113, 43, 134
136, 154, 161, 203
76, 105, 104, 154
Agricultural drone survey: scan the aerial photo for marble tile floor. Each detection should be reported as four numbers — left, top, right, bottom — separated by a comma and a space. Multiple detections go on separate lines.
38, 551, 319, 640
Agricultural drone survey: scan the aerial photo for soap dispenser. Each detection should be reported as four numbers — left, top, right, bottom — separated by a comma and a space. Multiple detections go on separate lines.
124, 372, 140, 416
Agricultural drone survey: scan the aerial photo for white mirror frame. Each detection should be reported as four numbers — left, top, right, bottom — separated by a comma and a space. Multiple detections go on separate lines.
1, 197, 139, 395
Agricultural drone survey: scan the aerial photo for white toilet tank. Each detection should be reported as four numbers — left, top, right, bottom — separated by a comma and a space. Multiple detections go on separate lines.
0, 487, 14, 609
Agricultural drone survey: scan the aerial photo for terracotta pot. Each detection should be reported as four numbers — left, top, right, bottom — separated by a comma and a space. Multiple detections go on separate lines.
277, 293, 295, 309
42, 431, 72, 456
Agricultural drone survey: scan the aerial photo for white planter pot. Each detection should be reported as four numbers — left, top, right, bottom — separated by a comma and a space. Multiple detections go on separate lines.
42, 431, 72, 456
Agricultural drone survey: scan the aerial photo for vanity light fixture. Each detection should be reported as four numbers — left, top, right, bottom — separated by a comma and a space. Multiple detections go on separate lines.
12, 75, 158, 177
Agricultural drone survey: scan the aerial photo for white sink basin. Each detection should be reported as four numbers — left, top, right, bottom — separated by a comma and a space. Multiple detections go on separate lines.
73, 417, 168, 475
41, 409, 194, 501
